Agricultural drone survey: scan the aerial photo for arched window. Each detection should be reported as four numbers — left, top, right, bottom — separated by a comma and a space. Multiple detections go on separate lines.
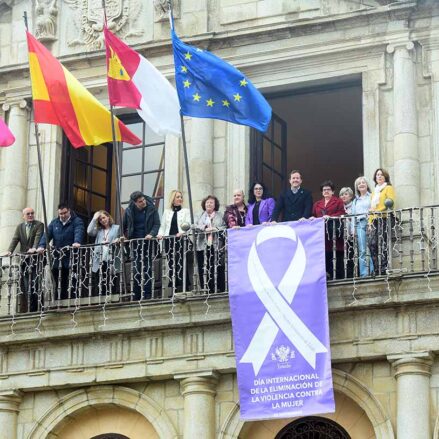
275, 416, 351, 439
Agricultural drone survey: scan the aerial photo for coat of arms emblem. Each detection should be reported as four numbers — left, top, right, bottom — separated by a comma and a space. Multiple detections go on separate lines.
271, 345, 295, 366
65, 0, 143, 50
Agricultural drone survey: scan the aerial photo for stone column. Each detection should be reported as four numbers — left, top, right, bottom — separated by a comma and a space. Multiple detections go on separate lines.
0, 390, 22, 439
388, 42, 419, 208
189, 118, 214, 211
176, 371, 218, 439
389, 353, 433, 439
0, 100, 29, 252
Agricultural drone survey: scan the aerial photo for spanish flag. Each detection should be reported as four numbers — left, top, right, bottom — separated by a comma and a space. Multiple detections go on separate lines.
26, 31, 141, 148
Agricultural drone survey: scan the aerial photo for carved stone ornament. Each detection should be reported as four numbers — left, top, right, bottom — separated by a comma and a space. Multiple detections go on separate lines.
35, 0, 58, 42
64, 0, 143, 51
154, 0, 180, 22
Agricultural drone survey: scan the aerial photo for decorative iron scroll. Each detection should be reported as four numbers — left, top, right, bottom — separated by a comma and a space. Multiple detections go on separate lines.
275, 416, 350, 439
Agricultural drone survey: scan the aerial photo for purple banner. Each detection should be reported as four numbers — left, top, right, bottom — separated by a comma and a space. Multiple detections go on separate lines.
228, 219, 335, 420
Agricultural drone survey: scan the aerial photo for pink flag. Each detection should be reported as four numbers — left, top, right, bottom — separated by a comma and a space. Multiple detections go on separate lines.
0, 116, 15, 147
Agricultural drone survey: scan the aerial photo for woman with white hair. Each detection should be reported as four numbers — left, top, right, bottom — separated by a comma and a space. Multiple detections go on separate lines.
339, 187, 354, 215
352, 176, 374, 277
339, 186, 354, 278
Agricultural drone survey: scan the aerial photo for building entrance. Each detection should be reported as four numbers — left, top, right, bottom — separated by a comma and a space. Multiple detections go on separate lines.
252, 80, 363, 201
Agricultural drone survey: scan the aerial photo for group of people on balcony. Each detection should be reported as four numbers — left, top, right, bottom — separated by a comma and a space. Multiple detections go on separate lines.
222, 168, 396, 280
5, 167, 395, 311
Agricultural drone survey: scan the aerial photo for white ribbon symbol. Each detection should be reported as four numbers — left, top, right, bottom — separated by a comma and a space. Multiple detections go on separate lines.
240, 225, 327, 376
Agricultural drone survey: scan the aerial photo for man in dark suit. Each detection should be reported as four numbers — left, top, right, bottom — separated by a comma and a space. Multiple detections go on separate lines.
7, 207, 44, 312
272, 170, 313, 222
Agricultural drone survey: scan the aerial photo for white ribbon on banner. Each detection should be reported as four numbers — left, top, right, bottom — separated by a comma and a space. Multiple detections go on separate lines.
240, 225, 327, 376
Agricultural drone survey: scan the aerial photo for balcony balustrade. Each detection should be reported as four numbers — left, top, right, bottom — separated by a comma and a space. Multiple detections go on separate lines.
0, 206, 438, 317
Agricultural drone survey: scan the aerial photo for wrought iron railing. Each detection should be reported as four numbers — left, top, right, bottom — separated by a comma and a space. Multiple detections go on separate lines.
0, 229, 228, 316
1, 206, 438, 317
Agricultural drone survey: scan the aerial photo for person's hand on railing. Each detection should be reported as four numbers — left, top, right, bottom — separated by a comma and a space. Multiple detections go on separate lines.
157, 235, 163, 240
72, 242, 81, 248
37, 247, 45, 254
145, 234, 153, 239
27, 248, 37, 254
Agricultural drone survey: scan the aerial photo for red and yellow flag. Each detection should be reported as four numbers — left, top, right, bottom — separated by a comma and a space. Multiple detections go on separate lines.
26, 31, 141, 148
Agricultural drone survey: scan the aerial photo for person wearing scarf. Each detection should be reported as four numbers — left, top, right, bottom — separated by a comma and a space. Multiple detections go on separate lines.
223, 189, 247, 228
312, 180, 346, 280
368, 168, 396, 275
195, 195, 226, 293
158, 190, 191, 292
352, 177, 374, 277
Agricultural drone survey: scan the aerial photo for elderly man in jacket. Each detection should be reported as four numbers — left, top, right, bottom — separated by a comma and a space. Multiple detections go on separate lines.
123, 191, 160, 300
38, 203, 84, 300
7, 207, 44, 312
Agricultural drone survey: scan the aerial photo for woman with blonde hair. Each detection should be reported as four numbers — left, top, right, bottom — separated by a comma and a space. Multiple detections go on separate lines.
223, 189, 247, 228
87, 210, 120, 295
351, 176, 374, 277
158, 190, 191, 291
339, 186, 354, 278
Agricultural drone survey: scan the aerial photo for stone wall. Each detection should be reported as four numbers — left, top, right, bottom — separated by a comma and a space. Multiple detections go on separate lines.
0, 275, 437, 437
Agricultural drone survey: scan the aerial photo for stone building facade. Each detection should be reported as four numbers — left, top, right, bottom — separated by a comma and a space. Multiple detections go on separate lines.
0, 0, 439, 438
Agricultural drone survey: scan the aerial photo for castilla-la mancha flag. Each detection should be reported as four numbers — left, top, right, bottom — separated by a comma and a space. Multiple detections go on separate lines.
103, 26, 181, 137
0, 116, 15, 147
26, 31, 141, 148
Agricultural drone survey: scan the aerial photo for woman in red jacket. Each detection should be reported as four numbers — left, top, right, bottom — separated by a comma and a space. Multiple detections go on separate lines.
312, 180, 346, 280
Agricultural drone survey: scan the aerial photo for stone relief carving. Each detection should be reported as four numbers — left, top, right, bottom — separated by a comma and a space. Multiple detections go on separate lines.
154, 0, 180, 22
64, 0, 143, 50
35, 0, 58, 42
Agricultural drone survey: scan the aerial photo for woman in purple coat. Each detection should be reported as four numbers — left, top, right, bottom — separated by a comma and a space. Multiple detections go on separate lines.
245, 182, 275, 225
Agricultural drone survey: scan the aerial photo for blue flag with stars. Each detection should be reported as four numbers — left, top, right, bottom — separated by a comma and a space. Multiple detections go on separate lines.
171, 29, 272, 132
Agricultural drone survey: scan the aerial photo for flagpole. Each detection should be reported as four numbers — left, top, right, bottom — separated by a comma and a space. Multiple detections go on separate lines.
179, 114, 195, 224
102, 0, 123, 227
23, 11, 54, 297
109, 105, 124, 228
167, 1, 194, 224
102, 0, 128, 295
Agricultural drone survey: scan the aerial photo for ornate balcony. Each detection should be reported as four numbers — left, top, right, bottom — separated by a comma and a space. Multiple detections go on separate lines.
0, 206, 438, 318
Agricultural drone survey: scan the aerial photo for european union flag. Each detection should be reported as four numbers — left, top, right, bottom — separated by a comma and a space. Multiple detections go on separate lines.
171, 29, 272, 132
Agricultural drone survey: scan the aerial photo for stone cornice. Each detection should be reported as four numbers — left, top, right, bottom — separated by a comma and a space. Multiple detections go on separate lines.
0, 275, 437, 390
0, 294, 233, 344
0, 1, 418, 79
1, 274, 439, 343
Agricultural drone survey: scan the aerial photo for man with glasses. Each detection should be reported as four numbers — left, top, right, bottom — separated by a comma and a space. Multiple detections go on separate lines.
7, 208, 44, 312
272, 170, 313, 223
123, 191, 160, 300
